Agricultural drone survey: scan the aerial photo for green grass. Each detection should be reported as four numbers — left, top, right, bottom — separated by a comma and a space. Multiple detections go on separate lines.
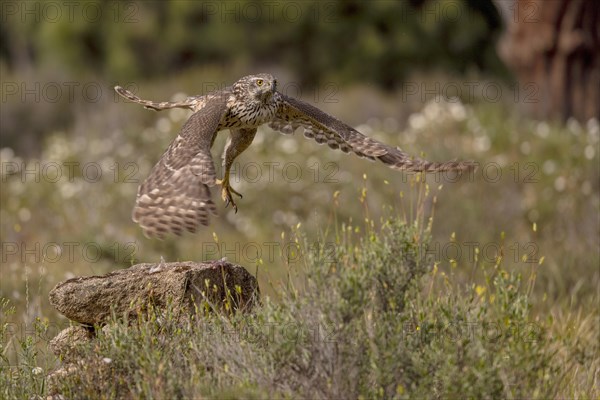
1, 79, 598, 398
2, 198, 597, 398
2, 179, 599, 398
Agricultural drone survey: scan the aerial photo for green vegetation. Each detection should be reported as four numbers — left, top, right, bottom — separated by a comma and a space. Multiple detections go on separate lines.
1, 1, 505, 87
2, 189, 597, 398
1, 85, 598, 397
2, 0, 508, 155
1, 1, 598, 397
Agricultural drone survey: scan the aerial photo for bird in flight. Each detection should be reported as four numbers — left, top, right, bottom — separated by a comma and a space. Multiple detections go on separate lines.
115, 74, 474, 239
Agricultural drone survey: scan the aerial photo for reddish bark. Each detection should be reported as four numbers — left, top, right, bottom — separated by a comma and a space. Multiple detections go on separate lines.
496, 0, 599, 121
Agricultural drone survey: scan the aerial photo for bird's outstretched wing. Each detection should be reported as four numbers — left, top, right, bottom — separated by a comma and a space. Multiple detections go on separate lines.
131, 93, 228, 239
114, 85, 204, 111
270, 93, 475, 172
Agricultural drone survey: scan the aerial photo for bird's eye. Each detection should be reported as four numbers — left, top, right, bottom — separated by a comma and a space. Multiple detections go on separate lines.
256, 79, 263, 86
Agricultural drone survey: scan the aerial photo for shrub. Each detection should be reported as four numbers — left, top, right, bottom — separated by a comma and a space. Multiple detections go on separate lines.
6, 204, 589, 399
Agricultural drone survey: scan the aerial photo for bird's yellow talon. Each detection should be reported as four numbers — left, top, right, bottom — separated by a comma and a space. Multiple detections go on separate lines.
218, 178, 242, 211
229, 186, 243, 198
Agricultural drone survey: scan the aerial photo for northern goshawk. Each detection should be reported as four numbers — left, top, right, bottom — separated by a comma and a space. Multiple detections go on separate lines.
115, 74, 474, 239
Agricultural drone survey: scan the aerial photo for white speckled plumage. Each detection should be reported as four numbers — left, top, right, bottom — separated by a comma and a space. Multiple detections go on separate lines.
115, 74, 475, 239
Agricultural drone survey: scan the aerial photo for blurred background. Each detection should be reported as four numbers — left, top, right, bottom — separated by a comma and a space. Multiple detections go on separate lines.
1, 0, 598, 334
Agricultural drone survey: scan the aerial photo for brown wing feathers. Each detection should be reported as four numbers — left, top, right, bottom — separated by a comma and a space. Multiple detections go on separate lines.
272, 94, 475, 172
117, 77, 474, 239
114, 85, 201, 111
131, 94, 228, 239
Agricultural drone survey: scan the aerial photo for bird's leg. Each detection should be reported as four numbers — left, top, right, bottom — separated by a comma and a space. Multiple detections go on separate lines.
216, 172, 243, 212
217, 128, 257, 213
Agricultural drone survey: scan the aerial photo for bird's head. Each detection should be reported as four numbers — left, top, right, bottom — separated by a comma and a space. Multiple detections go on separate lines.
233, 73, 277, 104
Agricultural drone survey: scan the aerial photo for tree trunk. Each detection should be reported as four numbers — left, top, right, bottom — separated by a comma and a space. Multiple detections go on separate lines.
495, 0, 600, 122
